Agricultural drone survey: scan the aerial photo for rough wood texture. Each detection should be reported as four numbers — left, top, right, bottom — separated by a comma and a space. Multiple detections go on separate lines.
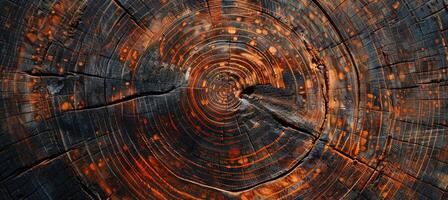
0, 0, 447, 199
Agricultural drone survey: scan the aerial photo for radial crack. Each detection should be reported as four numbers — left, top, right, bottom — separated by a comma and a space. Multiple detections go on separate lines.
241, 95, 318, 138
62, 85, 182, 112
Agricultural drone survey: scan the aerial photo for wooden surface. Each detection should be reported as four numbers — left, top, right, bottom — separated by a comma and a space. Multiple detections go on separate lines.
0, 0, 447, 199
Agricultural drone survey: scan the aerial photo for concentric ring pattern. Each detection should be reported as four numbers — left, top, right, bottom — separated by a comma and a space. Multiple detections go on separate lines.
0, 0, 447, 199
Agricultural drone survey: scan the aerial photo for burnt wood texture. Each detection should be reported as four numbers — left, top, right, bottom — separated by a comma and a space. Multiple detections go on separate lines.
0, 0, 447, 199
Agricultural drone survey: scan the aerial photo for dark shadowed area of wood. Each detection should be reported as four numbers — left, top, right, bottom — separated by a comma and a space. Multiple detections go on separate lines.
0, 0, 447, 199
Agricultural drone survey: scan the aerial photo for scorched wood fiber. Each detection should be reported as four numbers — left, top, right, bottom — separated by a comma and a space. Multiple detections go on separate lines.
0, 0, 447, 199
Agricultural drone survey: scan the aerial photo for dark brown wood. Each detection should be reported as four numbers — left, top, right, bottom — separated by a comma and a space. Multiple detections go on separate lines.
0, 0, 447, 199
